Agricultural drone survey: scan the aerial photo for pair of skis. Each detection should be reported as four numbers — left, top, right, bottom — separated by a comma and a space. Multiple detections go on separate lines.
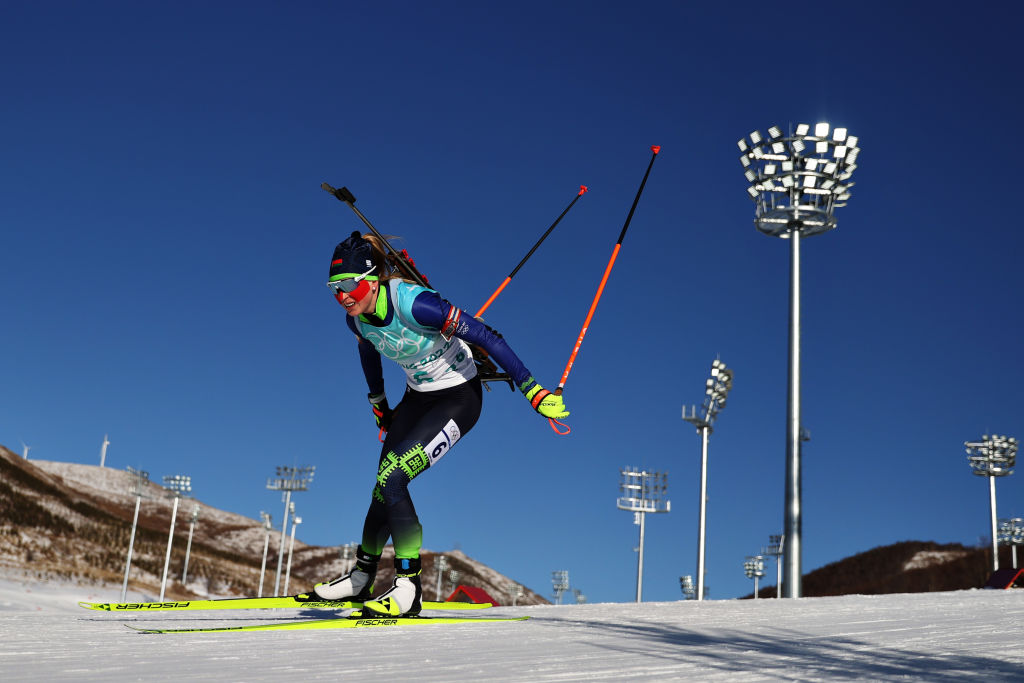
79, 593, 527, 634
323, 145, 661, 435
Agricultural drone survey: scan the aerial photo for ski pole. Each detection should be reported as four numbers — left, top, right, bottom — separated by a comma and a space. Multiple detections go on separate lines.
474, 185, 588, 319
550, 146, 661, 435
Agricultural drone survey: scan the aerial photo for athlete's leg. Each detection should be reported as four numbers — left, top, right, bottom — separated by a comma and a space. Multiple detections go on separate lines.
370, 378, 482, 560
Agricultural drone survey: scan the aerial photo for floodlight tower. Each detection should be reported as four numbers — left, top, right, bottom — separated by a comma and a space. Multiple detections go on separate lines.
120, 466, 151, 602
507, 582, 525, 606
683, 358, 733, 602
266, 465, 315, 595
258, 511, 273, 597
744, 555, 766, 598
966, 435, 1017, 571
159, 474, 192, 601
999, 517, 1024, 569
617, 468, 670, 602
100, 435, 110, 467
339, 543, 356, 575
551, 570, 570, 605
679, 575, 696, 600
435, 555, 449, 601
181, 504, 200, 586
283, 507, 301, 596
762, 534, 784, 598
737, 122, 860, 597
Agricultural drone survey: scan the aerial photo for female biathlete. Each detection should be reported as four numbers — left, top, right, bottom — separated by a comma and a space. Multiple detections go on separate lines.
312, 231, 569, 617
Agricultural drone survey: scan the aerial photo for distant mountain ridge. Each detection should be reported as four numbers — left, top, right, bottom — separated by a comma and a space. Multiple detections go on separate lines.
746, 540, 1003, 599
0, 446, 549, 605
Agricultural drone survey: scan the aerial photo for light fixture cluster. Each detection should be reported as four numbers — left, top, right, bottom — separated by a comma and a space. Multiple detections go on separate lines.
965, 435, 1018, 477
616, 468, 670, 514
162, 474, 192, 495
738, 122, 860, 237
744, 555, 766, 579
267, 465, 316, 491
998, 518, 1024, 546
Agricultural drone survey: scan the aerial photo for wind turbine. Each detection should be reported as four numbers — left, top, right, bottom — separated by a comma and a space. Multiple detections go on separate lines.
100, 434, 110, 467
20, 440, 31, 460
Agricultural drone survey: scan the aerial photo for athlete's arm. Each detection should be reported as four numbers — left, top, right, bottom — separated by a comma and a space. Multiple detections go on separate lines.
409, 291, 533, 390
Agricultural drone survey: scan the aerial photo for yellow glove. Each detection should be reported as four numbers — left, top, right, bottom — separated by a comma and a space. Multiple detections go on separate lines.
525, 384, 570, 420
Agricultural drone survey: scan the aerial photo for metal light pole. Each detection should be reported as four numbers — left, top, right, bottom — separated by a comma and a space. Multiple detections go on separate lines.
283, 508, 301, 596
159, 474, 192, 601
966, 435, 1017, 571
181, 504, 200, 586
120, 466, 151, 602
339, 543, 356, 575
617, 468, 670, 602
738, 122, 860, 597
448, 569, 461, 597
435, 555, 449, 601
100, 435, 110, 468
683, 359, 733, 601
258, 511, 273, 598
762, 534, 784, 599
679, 575, 696, 600
998, 518, 1024, 569
551, 570, 569, 605
266, 465, 315, 595
507, 582, 524, 606
573, 588, 587, 604
744, 555, 766, 598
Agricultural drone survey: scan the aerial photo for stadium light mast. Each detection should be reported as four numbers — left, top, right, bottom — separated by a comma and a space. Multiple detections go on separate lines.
258, 511, 273, 597
999, 518, 1024, 569
159, 474, 192, 601
683, 358, 733, 602
679, 575, 696, 600
99, 435, 110, 468
966, 435, 1017, 571
551, 570, 569, 605
762, 534, 784, 599
435, 555, 449, 601
744, 555, 766, 598
283, 506, 302, 596
617, 468, 670, 602
120, 466, 151, 602
181, 504, 200, 586
266, 465, 315, 595
737, 122, 860, 597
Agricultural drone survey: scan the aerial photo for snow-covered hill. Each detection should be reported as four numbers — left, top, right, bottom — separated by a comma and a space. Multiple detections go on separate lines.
0, 447, 547, 605
0, 577, 1022, 681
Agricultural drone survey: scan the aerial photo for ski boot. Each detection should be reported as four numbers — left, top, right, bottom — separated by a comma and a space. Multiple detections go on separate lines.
310, 545, 380, 601
361, 557, 422, 617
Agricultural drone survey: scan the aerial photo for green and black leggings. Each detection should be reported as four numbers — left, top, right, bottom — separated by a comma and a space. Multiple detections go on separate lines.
360, 376, 482, 561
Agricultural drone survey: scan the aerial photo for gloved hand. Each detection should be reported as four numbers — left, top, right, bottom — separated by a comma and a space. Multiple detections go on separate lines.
525, 384, 570, 420
368, 392, 392, 432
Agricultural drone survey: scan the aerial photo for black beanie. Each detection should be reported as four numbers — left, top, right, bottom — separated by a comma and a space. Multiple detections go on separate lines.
329, 231, 375, 281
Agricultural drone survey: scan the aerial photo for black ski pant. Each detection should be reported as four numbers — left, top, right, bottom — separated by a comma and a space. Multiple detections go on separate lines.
360, 376, 482, 560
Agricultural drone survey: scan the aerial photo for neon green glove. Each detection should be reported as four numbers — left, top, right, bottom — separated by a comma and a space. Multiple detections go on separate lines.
525, 384, 570, 420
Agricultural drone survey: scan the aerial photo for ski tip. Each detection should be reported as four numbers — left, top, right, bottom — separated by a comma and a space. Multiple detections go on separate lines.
651, 145, 661, 155
578, 185, 589, 195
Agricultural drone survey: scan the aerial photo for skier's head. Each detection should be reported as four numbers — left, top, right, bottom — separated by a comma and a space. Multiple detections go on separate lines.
328, 231, 379, 308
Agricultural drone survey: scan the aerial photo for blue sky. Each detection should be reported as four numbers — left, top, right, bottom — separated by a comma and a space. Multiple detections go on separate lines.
2, 1, 1022, 602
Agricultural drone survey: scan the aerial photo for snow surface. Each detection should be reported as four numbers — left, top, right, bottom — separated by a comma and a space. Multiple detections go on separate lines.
1, 578, 1023, 681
